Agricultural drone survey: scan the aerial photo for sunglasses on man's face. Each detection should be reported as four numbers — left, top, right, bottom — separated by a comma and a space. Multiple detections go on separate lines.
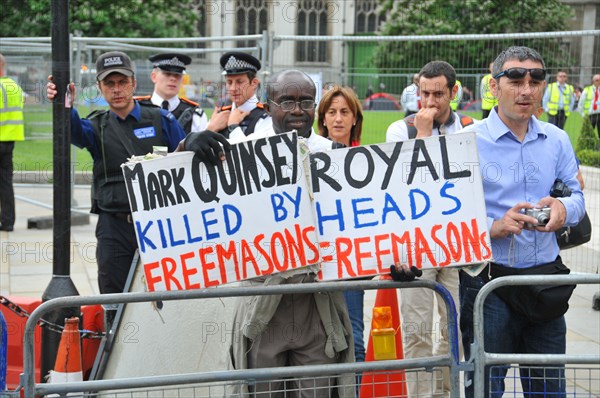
493, 68, 547, 81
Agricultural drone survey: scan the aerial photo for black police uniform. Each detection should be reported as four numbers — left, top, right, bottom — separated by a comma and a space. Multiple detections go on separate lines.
137, 95, 204, 134
87, 104, 171, 294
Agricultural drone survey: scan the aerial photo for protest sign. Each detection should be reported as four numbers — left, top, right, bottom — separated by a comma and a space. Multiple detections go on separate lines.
122, 132, 319, 291
310, 131, 492, 280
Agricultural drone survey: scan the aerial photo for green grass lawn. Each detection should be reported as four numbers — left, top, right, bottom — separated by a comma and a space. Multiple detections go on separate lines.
14, 106, 584, 171
358, 110, 584, 146
16, 104, 99, 172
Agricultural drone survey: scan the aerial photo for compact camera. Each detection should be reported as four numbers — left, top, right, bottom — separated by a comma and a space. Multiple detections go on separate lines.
525, 207, 551, 227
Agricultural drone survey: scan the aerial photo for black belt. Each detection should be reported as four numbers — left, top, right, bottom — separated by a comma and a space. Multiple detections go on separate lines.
461, 257, 562, 284
110, 212, 133, 223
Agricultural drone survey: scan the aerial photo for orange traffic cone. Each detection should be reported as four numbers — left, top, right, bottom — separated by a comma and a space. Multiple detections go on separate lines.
47, 317, 83, 386
360, 276, 407, 398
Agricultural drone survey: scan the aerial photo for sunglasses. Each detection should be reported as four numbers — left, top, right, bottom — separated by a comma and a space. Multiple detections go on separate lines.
494, 68, 547, 81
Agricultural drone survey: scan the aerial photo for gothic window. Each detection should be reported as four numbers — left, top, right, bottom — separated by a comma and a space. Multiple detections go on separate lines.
236, 0, 269, 48
296, 0, 328, 63
355, 0, 386, 33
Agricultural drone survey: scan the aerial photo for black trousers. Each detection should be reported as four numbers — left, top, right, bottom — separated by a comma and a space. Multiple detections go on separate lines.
481, 109, 492, 119
590, 113, 600, 137
548, 110, 567, 130
0, 141, 16, 228
96, 211, 138, 294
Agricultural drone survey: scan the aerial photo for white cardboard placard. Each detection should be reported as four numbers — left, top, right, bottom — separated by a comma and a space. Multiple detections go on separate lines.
309, 131, 492, 280
122, 132, 319, 291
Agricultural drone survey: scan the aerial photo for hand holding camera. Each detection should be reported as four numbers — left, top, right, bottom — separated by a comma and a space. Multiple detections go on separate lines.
522, 203, 564, 232
524, 207, 551, 228
521, 179, 570, 232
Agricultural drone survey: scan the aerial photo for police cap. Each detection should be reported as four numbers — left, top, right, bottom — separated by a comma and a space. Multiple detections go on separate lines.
96, 51, 134, 81
148, 53, 192, 74
220, 52, 261, 76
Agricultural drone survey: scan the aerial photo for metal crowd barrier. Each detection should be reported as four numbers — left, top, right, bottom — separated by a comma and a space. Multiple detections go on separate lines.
21, 279, 463, 398
470, 274, 600, 396
19, 274, 600, 397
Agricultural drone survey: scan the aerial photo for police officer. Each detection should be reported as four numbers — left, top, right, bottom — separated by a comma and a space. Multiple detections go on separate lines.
47, 51, 186, 294
543, 70, 575, 129
480, 62, 498, 119
578, 74, 600, 135
450, 78, 463, 111
136, 53, 208, 134
0, 53, 24, 232
206, 52, 272, 141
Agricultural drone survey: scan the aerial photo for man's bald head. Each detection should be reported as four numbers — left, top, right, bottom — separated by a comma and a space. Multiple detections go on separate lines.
267, 70, 316, 102
265, 70, 317, 138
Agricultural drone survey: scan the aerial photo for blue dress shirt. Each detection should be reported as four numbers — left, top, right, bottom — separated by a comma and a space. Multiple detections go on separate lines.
473, 108, 585, 268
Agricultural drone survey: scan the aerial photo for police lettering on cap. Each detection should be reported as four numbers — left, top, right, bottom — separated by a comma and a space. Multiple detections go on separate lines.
220, 52, 261, 76
95, 51, 135, 81
148, 53, 192, 75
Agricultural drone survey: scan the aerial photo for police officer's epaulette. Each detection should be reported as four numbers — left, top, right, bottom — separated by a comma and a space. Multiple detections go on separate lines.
133, 96, 156, 108
86, 109, 109, 119
133, 95, 160, 108
134, 95, 152, 101
255, 103, 268, 119
139, 100, 160, 108
180, 97, 200, 107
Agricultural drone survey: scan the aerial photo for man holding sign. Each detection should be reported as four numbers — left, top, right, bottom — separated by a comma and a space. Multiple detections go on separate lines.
459, 46, 585, 397
226, 69, 356, 397
386, 60, 473, 397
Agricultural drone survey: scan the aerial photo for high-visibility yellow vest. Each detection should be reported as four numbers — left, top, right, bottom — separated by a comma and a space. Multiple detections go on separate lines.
0, 76, 25, 142
546, 82, 573, 116
450, 79, 462, 111
481, 74, 497, 111
581, 85, 596, 116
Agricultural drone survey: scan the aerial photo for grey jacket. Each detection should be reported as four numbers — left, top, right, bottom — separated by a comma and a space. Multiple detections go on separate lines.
227, 265, 357, 397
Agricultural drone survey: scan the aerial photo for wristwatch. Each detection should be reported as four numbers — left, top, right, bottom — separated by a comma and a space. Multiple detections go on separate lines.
228, 124, 239, 132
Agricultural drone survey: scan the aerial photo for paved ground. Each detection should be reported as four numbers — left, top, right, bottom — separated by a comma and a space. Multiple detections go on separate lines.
1, 166, 599, 396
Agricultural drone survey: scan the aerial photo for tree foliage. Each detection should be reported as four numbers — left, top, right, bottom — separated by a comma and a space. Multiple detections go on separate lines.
374, 0, 574, 73
1, 0, 200, 38
577, 116, 599, 151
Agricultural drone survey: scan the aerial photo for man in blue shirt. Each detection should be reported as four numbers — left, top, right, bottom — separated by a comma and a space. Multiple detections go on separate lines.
459, 46, 585, 397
